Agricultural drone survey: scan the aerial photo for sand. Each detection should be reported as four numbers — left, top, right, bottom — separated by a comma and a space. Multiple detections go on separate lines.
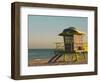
28, 54, 87, 66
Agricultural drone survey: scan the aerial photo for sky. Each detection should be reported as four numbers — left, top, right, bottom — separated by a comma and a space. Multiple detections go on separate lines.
28, 15, 88, 49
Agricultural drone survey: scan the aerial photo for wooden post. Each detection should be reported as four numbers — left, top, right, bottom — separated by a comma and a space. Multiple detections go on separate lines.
64, 54, 67, 62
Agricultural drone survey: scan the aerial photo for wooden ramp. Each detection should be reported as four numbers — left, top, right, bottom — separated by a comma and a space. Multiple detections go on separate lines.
48, 54, 62, 63
48, 50, 65, 63
48, 42, 65, 63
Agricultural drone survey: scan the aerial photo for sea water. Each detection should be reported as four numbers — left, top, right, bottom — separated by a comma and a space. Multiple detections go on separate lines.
28, 49, 55, 61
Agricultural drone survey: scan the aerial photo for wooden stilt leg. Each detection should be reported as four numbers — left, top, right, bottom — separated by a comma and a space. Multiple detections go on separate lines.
73, 53, 77, 62
83, 53, 85, 59
64, 54, 67, 62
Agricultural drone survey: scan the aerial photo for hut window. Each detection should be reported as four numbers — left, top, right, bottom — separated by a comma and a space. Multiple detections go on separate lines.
74, 35, 83, 44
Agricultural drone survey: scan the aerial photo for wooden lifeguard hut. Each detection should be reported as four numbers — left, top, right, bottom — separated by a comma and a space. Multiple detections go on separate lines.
48, 27, 87, 63
59, 27, 85, 52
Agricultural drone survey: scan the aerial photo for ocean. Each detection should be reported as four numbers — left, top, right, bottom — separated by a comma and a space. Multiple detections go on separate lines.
28, 49, 55, 61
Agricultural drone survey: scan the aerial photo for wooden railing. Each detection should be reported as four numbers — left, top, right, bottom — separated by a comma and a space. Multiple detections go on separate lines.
54, 42, 64, 51
54, 42, 88, 52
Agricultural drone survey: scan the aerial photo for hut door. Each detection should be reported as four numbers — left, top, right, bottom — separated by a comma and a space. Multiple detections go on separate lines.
64, 36, 73, 52
65, 43, 73, 52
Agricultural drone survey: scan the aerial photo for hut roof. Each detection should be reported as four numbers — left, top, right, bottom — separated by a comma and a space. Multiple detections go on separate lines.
59, 27, 85, 36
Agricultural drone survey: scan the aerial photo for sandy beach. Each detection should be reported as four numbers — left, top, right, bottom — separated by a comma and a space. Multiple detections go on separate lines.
28, 54, 87, 66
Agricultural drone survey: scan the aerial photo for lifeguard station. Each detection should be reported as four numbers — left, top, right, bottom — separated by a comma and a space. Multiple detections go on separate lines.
48, 27, 87, 63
